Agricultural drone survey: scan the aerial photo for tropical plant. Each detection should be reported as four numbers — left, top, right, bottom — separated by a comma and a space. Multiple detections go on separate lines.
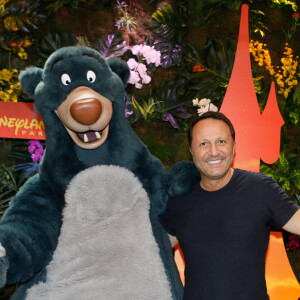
260, 152, 300, 203
1, 1, 47, 32
92, 33, 128, 58
129, 95, 162, 122
0, 164, 18, 217
35, 32, 78, 59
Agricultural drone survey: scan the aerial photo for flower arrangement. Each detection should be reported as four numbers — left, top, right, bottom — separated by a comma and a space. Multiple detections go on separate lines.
127, 44, 161, 89
249, 40, 275, 75
274, 44, 298, 98
249, 41, 299, 99
28, 140, 45, 164
0, 68, 22, 102
192, 98, 218, 115
114, 0, 137, 31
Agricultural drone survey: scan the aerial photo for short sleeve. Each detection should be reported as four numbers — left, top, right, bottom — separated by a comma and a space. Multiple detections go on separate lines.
160, 197, 177, 236
263, 175, 299, 229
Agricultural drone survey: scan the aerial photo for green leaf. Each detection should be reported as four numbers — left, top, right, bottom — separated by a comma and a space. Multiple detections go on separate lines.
35, 32, 78, 59
4, 1, 47, 32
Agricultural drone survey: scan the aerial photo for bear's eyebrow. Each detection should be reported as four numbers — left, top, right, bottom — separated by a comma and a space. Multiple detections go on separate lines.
82, 53, 100, 62
50, 57, 64, 72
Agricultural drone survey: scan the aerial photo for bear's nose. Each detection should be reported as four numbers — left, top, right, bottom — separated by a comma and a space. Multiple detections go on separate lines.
70, 99, 102, 125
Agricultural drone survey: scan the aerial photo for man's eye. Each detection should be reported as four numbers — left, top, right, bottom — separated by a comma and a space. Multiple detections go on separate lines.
219, 140, 226, 144
199, 142, 207, 147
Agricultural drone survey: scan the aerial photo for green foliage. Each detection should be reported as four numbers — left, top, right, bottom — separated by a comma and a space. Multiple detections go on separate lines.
43, 0, 90, 11
270, 0, 298, 12
35, 31, 78, 59
153, 38, 236, 112
202, 38, 236, 79
130, 96, 162, 122
260, 153, 300, 203
151, 5, 188, 40
0, 164, 18, 217
2, 1, 47, 32
154, 38, 184, 68
249, 9, 268, 37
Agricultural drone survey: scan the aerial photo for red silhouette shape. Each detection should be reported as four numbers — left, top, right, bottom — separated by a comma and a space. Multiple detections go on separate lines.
220, 4, 284, 172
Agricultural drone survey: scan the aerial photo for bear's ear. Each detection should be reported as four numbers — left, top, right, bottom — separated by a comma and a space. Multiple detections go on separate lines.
19, 67, 43, 99
107, 57, 130, 85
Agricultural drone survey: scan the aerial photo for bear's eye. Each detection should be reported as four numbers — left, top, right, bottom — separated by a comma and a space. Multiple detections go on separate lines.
87, 70, 96, 83
61, 73, 71, 85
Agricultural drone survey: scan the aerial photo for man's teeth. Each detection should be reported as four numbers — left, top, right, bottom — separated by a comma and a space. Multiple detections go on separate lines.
95, 131, 101, 139
84, 134, 88, 143
207, 160, 222, 164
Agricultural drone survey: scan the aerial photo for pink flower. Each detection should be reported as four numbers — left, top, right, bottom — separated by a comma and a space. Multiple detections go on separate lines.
127, 58, 138, 69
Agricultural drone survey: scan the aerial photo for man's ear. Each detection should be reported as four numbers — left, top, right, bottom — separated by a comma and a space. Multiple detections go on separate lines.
189, 147, 193, 155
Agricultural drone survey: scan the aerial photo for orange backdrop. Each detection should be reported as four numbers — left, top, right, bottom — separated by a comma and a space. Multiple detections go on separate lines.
175, 5, 299, 299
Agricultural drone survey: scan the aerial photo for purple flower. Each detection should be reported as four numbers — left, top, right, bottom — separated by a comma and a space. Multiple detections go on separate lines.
28, 144, 37, 154
125, 108, 133, 118
162, 112, 179, 129
114, 0, 127, 9
115, 20, 123, 29
31, 154, 41, 163
28, 140, 44, 163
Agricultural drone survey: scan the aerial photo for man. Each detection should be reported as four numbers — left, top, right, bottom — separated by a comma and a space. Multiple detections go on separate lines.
161, 111, 300, 300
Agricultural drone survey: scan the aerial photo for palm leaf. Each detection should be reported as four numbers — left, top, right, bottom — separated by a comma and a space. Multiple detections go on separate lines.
92, 33, 127, 58
154, 37, 183, 68
4, 1, 47, 32
35, 32, 78, 58
151, 5, 188, 40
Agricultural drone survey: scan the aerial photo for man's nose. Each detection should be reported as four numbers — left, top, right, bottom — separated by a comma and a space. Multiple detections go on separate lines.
208, 143, 219, 156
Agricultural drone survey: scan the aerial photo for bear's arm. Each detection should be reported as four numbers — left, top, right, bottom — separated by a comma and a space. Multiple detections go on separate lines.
0, 174, 63, 287
164, 160, 200, 198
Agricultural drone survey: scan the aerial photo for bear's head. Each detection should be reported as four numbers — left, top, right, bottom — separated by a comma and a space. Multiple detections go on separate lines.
19, 46, 130, 150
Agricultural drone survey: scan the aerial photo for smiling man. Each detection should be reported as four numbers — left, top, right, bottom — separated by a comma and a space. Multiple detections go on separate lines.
161, 111, 300, 300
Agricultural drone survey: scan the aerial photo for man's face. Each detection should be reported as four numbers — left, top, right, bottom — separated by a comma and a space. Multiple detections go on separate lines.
190, 118, 235, 182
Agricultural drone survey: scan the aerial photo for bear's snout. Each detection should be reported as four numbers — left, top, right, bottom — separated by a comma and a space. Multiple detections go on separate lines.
70, 99, 102, 125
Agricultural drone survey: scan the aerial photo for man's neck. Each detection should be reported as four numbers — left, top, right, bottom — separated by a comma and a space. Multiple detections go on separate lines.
200, 168, 234, 192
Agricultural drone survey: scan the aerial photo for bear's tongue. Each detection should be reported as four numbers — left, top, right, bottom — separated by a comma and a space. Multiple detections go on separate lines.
77, 130, 102, 143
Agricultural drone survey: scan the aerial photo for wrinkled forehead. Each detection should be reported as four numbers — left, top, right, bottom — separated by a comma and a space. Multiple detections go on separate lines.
192, 119, 233, 141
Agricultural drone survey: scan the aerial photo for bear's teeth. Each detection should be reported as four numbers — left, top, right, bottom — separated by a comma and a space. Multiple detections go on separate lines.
95, 131, 101, 139
84, 134, 89, 142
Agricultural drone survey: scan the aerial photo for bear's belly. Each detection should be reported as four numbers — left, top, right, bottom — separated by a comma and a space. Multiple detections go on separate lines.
26, 165, 172, 300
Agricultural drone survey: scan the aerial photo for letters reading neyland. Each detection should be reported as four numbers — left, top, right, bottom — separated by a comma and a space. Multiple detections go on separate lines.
0, 116, 45, 135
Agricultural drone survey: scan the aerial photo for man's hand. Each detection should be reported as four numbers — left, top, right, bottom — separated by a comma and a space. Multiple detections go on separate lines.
168, 234, 179, 248
282, 208, 300, 235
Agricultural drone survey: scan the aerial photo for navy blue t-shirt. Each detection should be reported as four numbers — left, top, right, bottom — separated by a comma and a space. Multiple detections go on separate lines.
161, 169, 299, 300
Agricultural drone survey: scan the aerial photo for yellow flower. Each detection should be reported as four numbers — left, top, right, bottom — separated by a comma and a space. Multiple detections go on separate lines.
11, 94, 18, 102
0, 69, 12, 82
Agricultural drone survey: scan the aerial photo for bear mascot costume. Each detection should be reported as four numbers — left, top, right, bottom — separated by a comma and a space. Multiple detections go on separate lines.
0, 46, 199, 299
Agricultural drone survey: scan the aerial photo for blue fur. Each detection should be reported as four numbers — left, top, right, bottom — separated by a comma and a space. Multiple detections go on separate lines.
0, 46, 198, 299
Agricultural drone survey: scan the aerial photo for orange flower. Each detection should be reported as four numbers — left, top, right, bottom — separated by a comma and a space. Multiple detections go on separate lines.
292, 12, 299, 18
192, 64, 205, 72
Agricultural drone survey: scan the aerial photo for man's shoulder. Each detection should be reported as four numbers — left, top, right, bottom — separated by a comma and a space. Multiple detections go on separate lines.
234, 168, 275, 187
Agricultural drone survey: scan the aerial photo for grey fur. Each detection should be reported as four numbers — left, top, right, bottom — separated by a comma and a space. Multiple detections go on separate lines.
26, 165, 172, 300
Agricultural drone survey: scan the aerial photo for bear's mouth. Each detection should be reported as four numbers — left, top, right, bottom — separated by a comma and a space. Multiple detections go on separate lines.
77, 129, 104, 143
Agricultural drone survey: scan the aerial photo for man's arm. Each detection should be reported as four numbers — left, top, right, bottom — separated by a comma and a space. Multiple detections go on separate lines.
168, 234, 179, 248
282, 208, 300, 235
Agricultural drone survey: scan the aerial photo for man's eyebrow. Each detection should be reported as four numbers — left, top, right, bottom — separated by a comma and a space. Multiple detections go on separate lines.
50, 57, 64, 72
